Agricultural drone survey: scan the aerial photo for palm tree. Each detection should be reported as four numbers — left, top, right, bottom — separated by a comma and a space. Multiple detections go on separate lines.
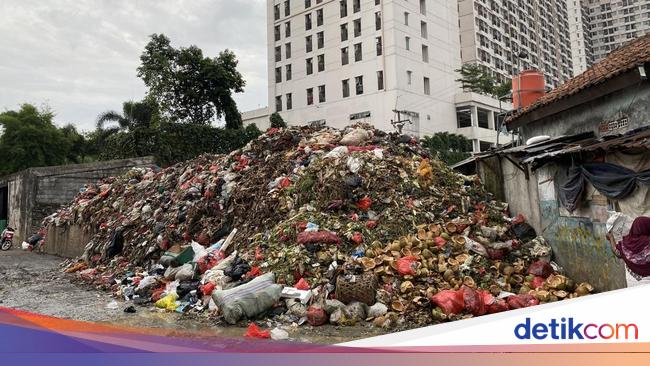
96, 100, 157, 132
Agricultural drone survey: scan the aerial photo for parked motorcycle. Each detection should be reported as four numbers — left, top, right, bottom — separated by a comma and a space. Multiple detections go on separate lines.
1, 226, 15, 251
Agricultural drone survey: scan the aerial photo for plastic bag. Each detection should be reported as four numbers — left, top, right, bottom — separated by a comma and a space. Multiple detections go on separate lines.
295, 278, 310, 290
191, 241, 208, 263
512, 222, 537, 242
21, 241, 32, 251
396, 256, 418, 276
461, 286, 486, 316
212, 273, 283, 324
200, 282, 216, 296
507, 294, 540, 309
175, 263, 195, 281
527, 260, 553, 278
297, 231, 341, 245
307, 306, 328, 326
155, 293, 179, 311
244, 323, 271, 339
531, 276, 546, 289
431, 290, 464, 315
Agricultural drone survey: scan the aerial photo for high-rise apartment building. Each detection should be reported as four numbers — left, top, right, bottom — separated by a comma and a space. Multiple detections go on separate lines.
267, 0, 464, 138
568, 0, 595, 75
584, 0, 650, 63
458, 0, 574, 89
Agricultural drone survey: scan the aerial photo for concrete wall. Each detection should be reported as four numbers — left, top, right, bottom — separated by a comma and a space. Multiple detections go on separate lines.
521, 83, 650, 140
44, 224, 93, 258
0, 157, 155, 244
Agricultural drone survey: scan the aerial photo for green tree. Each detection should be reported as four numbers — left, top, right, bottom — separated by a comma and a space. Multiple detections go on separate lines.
0, 104, 72, 175
456, 64, 511, 98
137, 34, 245, 128
60, 124, 89, 164
96, 99, 159, 133
269, 112, 287, 128
421, 132, 473, 166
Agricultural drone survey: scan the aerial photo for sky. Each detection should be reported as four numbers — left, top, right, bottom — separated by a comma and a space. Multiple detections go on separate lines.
0, 0, 268, 131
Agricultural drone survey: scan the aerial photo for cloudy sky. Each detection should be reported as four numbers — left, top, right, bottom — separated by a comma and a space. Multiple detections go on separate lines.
0, 0, 268, 131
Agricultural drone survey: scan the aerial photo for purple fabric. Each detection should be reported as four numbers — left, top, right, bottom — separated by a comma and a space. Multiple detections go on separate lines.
617, 217, 650, 277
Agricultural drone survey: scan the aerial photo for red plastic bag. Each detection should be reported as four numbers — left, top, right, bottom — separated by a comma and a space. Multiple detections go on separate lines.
479, 290, 510, 314
244, 323, 271, 339
356, 196, 373, 211
531, 276, 546, 289
198, 251, 225, 274
434, 236, 447, 248
200, 282, 216, 296
507, 294, 540, 309
295, 278, 310, 290
461, 286, 486, 316
366, 220, 377, 229
512, 214, 526, 225
246, 266, 262, 278
527, 260, 553, 278
397, 256, 418, 276
307, 306, 328, 326
297, 231, 341, 245
351, 232, 363, 244
255, 247, 264, 261
431, 290, 465, 315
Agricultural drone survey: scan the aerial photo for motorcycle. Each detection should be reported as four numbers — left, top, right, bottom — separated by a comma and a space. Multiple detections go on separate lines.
1, 226, 15, 251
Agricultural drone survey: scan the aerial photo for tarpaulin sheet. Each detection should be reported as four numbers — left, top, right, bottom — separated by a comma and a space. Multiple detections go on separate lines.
560, 163, 650, 212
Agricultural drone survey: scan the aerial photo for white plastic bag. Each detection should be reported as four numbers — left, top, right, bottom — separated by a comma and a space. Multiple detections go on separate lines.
191, 241, 208, 262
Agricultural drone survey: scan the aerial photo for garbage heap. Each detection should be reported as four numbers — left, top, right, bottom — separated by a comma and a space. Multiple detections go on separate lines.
49, 124, 593, 330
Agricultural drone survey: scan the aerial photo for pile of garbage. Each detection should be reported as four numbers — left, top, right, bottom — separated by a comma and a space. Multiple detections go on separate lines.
48, 124, 593, 331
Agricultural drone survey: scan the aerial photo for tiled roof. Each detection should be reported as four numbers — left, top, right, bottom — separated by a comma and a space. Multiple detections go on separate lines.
507, 33, 650, 124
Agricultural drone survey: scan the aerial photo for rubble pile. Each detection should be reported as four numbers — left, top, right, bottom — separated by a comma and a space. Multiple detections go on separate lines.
48, 124, 593, 331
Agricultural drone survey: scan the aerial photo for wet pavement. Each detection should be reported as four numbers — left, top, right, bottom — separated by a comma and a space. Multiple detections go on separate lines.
0, 249, 388, 344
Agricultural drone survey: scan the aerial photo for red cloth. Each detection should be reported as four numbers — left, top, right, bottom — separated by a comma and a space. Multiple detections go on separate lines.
617, 216, 650, 277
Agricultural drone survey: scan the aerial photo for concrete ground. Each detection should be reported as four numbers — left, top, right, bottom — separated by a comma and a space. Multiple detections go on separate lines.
0, 249, 387, 344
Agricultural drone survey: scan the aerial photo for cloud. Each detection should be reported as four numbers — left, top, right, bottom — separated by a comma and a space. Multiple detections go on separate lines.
0, 0, 268, 131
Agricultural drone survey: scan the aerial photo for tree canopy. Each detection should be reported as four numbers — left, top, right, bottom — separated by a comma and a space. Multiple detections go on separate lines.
456, 64, 512, 99
0, 104, 73, 175
421, 132, 473, 166
269, 112, 287, 128
137, 34, 245, 128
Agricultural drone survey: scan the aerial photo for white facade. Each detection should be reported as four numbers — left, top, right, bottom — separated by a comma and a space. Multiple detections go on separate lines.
267, 0, 463, 138
586, 0, 650, 63
257, 0, 514, 152
568, 0, 595, 75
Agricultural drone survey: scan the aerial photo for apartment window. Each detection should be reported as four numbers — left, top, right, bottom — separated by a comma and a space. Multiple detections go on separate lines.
353, 0, 360, 13
341, 47, 349, 65
286, 93, 293, 110
341, 24, 348, 41
405, 36, 410, 50
424, 77, 430, 95
305, 14, 312, 30
375, 0, 380, 4
306, 35, 313, 52
421, 44, 428, 62
376, 36, 382, 56
285, 64, 292, 81
317, 31, 324, 49
275, 67, 282, 83
420, 0, 426, 15
274, 25, 281, 41
317, 9, 324, 26
354, 18, 361, 37
342, 79, 350, 97
307, 88, 314, 105
377, 70, 384, 90
275, 96, 283, 111
285, 43, 292, 59
421, 21, 428, 38
355, 75, 364, 95
274, 4, 280, 21
457, 107, 472, 128
477, 108, 490, 129
318, 85, 326, 103
285, 22, 291, 37
375, 11, 382, 30
354, 42, 362, 61
317, 54, 325, 72
404, 12, 409, 25
275, 46, 281, 62
305, 0, 311, 8
407, 70, 412, 85
306, 58, 313, 75
340, 0, 348, 17
284, 0, 290, 17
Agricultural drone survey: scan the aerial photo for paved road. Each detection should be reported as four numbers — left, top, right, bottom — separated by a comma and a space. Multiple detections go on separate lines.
0, 249, 386, 343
